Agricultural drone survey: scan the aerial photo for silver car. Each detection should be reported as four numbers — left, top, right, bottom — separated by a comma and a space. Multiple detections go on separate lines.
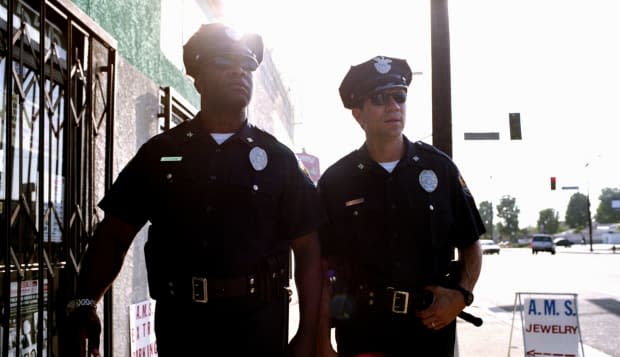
530, 234, 556, 255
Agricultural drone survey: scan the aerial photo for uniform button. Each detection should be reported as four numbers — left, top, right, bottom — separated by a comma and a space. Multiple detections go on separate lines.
391, 204, 397, 209
215, 148, 221, 153
210, 175, 217, 181
429, 204, 435, 211
253, 184, 259, 191
392, 232, 399, 239
394, 261, 402, 267
352, 210, 359, 216
166, 173, 173, 182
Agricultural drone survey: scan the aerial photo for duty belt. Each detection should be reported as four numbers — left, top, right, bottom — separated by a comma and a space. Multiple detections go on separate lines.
187, 268, 288, 303
359, 286, 434, 315
191, 274, 258, 303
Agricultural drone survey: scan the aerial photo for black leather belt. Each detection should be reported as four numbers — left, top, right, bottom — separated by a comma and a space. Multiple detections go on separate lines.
191, 274, 259, 303
360, 287, 434, 315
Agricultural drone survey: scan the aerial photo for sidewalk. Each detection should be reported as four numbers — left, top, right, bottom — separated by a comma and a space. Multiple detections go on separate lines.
456, 303, 523, 357
289, 299, 613, 356
456, 303, 613, 357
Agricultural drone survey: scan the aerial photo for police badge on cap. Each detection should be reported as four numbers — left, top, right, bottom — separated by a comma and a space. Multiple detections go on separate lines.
183, 23, 264, 80
339, 55, 413, 109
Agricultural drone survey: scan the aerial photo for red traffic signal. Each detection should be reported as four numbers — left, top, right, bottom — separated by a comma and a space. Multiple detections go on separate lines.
550, 177, 556, 190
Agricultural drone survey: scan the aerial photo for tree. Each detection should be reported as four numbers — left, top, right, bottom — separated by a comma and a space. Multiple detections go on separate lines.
478, 201, 493, 240
595, 188, 620, 223
537, 208, 559, 234
496, 195, 520, 242
565, 192, 589, 229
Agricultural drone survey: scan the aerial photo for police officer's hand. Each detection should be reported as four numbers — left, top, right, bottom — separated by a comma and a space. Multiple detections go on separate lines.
65, 306, 102, 357
416, 285, 464, 331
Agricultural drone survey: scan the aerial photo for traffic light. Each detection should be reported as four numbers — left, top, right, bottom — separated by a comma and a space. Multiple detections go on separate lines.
550, 177, 556, 190
509, 113, 522, 140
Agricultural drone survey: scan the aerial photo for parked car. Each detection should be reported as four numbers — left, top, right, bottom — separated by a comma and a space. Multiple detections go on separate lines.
553, 237, 573, 247
531, 234, 556, 254
480, 239, 500, 255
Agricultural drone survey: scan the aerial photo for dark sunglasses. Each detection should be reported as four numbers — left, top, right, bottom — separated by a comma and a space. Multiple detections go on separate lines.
368, 91, 407, 106
207, 55, 259, 72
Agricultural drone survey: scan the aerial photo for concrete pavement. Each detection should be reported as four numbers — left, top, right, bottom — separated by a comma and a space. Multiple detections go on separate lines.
287, 244, 618, 355
456, 301, 613, 357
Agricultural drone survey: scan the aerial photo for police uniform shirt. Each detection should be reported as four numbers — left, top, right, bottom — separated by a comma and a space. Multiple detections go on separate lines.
99, 115, 321, 277
318, 137, 485, 288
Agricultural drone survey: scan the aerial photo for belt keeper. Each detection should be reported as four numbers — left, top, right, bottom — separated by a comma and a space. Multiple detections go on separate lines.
191, 277, 208, 303
248, 274, 256, 295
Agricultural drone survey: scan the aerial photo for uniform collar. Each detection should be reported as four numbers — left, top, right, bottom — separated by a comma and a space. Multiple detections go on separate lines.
181, 113, 258, 147
352, 135, 428, 176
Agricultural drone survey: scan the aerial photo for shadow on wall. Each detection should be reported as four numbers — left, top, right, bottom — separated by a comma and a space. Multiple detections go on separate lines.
136, 93, 160, 149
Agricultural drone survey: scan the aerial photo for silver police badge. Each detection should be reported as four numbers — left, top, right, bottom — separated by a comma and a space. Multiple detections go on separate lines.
419, 169, 438, 193
373, 56, 392, 74
249, 146, 268, 171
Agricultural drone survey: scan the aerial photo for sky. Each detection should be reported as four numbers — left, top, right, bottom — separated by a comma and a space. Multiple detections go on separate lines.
219, 0, 620, 228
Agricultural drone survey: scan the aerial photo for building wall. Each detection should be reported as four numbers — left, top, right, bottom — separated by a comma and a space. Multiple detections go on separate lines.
71, 0, 296, 143
72, 0, 200, 105
107, 57, 160, 357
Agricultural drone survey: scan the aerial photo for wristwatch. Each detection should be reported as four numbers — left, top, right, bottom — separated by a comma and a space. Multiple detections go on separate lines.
454, 286, 474, 306
66, 298, 97, 314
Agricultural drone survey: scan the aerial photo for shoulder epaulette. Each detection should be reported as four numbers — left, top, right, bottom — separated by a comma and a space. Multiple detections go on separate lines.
414, 141, 454, 163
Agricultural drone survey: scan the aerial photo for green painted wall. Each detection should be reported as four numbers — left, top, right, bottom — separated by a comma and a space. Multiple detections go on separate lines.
73, 0, 199, 107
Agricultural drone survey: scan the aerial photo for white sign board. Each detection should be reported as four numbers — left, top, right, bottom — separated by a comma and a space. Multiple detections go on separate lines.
520, 294, 582, 357
129, 299, 158, 357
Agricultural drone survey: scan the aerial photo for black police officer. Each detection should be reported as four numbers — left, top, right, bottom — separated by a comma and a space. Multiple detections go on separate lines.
65, 23, 322, 357
316, 56, 484, 357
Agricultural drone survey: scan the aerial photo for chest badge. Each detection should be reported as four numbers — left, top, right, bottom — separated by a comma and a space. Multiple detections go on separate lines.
249, 146, 268, 171
419, 169, 438, 193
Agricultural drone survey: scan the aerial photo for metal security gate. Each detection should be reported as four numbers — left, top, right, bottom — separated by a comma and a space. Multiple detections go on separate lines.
1, 0, 116, 356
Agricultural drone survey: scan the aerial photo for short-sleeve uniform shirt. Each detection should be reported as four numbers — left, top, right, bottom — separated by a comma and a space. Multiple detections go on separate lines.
99, 116, 320, 277
318, 137, 485, 288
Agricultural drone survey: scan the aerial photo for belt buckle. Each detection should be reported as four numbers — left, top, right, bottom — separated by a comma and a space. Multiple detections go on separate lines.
192, 277, 208, 303
388, 287, 409, 314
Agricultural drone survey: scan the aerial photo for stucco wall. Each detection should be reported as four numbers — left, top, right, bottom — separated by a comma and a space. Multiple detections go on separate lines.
109, 56, 159, 357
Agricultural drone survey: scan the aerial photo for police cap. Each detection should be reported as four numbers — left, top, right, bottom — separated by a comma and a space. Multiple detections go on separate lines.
183, 23, 264, 79
339, 56, 412, 109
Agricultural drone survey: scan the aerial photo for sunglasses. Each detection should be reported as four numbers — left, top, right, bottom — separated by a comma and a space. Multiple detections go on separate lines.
368, 91, 407, 106
207, 55, 259, 72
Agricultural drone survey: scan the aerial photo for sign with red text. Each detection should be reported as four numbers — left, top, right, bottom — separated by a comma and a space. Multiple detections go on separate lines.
296, 150, 321, 184
520, 294, 582, 357
129, 299, 157, 357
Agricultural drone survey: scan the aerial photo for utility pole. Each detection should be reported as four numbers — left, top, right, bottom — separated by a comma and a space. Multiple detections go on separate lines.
587, 193, 594, 252
430, 0, 453, 157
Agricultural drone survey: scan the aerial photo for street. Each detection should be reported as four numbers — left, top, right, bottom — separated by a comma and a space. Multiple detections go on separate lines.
469, 245, 620, 357
289, 245, 620, 356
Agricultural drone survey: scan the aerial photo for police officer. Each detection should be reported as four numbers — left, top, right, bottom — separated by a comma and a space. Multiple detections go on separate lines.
65, 23, 322, 357
316, 56, 484, 357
